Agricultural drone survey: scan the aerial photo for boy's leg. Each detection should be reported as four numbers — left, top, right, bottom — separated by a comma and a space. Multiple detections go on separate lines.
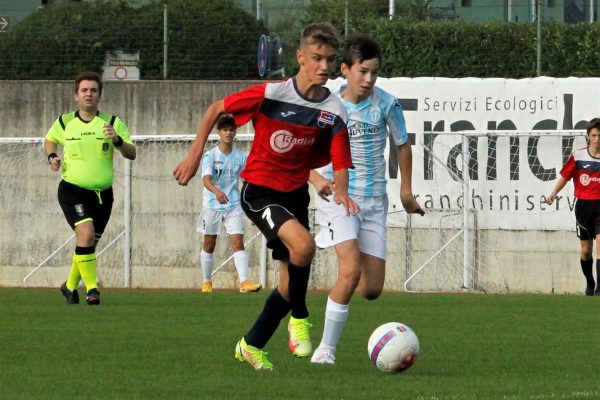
244, 287, 291, 349
200, 250, 214, 292
312, 238, 360, 363
235, 287, 289, 371
277, 220, 315, 357
226, 208, 261, 292
580, 257, 594, 296
579, 238, 594, 296
595, 234, 600, 294
311, 296, 349, 364
596, 259, 600, 294
238, 183, 312, 358
199, 209, 221, 292
233, 249, 249, 282
233, 249, 261, 292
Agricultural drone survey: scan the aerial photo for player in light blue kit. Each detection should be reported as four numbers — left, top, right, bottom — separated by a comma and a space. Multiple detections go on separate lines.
309, 33, 425, 364
198, 114, 261, 293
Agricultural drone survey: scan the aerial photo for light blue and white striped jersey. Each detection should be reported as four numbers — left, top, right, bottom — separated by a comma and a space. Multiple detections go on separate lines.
201, 145, 247, 211
320, 85, 408, 196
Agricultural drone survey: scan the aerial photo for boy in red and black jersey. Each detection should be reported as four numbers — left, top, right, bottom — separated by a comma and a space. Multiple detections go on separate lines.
547, 117, 600, 296
174, 23, 359, 369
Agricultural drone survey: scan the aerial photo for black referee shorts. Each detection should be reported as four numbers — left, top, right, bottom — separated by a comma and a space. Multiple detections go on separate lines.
57, 180, 114, 237
240, 181, 310, 260
574, 198, 600, 240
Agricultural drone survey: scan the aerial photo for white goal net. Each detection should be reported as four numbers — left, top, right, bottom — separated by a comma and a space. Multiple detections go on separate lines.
0, 130, 586, 293
396, 130, 586, 293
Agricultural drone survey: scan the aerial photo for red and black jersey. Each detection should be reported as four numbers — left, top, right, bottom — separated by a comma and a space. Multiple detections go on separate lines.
561, 146, 600, 200
224, 77, 353, 192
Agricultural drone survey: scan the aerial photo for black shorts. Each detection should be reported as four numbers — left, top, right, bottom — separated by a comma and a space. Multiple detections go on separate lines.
57, 180, 114, 238
574, 199, 600, 240
240, 181, 310, 260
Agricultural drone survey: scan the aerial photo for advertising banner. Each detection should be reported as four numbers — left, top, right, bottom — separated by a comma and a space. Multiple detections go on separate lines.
328, 77, 600, 230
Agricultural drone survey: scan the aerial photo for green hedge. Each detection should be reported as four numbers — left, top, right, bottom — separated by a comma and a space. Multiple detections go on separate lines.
1, 0, 600, 79
356, 18, 600, 78
0, 0, 267, 80
288, 16, 600, 79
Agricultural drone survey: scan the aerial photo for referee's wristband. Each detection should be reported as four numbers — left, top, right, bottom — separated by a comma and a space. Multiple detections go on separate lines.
113, 135, 124, 148
47, 152, 57, 164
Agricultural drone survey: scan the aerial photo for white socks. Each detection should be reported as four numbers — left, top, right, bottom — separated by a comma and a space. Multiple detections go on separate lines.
317, 296, 349, 353
200, 250, 213, 282
233, 250, 249, 282
202, 250, 249, 283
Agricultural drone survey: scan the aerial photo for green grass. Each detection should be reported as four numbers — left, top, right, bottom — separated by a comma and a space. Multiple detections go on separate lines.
1, 288, 599, 400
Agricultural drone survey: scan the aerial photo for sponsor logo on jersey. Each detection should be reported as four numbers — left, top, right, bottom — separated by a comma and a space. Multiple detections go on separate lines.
269, 130, 316, 153
579, 173, 600, 186
317, 111, 336, 128
280, 111, 296, 118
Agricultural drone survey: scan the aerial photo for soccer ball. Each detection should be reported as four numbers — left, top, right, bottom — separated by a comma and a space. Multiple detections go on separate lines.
367, 322, 419, 373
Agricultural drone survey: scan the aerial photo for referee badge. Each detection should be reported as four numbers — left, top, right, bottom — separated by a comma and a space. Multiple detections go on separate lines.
75, 204, 85, 217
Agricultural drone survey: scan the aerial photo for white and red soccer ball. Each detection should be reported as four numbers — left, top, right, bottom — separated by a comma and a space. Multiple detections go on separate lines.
368, 322, 419, 373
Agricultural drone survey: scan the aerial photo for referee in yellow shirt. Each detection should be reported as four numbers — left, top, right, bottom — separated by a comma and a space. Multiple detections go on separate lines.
44, 71, 136, 305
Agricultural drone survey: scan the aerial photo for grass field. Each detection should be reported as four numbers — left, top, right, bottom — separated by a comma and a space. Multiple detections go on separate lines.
1, 288, 599, 400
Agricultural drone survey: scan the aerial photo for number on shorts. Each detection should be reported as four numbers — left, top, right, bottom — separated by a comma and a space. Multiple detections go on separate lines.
262, 207, 275, 229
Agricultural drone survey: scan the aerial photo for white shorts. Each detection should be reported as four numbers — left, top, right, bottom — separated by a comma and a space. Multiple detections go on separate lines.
315, 194, 388, 260
197, 206, 245, 236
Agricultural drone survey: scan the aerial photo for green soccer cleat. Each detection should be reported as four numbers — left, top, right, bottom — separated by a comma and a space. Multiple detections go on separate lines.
234, 338, 273, 371
288, 316, 313, 357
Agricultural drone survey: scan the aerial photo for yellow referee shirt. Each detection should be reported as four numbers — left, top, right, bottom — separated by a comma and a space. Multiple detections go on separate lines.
45, 111, 133, 191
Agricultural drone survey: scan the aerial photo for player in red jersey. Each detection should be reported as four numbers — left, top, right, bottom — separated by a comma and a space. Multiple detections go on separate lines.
174, 22, 359, 370
547, 118, 600, 296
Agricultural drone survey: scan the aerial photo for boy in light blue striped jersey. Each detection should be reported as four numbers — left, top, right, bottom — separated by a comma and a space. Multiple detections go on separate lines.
198, 114, 261, 294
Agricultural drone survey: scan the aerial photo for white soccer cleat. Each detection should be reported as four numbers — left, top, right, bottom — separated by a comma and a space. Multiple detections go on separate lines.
310, 348, 336, 364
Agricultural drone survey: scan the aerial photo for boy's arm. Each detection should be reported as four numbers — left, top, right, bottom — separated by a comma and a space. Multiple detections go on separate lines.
173, 100, 225, 185
397, 141, 425, 216
332, 169, 360, 215
546, 176, 568, 205
309, 170, 334, 200
202, 175, 229, 204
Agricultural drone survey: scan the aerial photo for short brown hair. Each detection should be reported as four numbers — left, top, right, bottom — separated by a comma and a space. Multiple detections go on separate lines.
216, 114, 236, 130
299, 22, 340, 50
75, 71, 102, 95
587, 118, 600, 134
342, 33, 381, 66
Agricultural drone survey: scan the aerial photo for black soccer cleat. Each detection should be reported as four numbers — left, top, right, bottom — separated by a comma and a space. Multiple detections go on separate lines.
86, 288, 101, 305
595, 286, 600, 296
60, 282, 80, 304
585, 283, 595, 296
